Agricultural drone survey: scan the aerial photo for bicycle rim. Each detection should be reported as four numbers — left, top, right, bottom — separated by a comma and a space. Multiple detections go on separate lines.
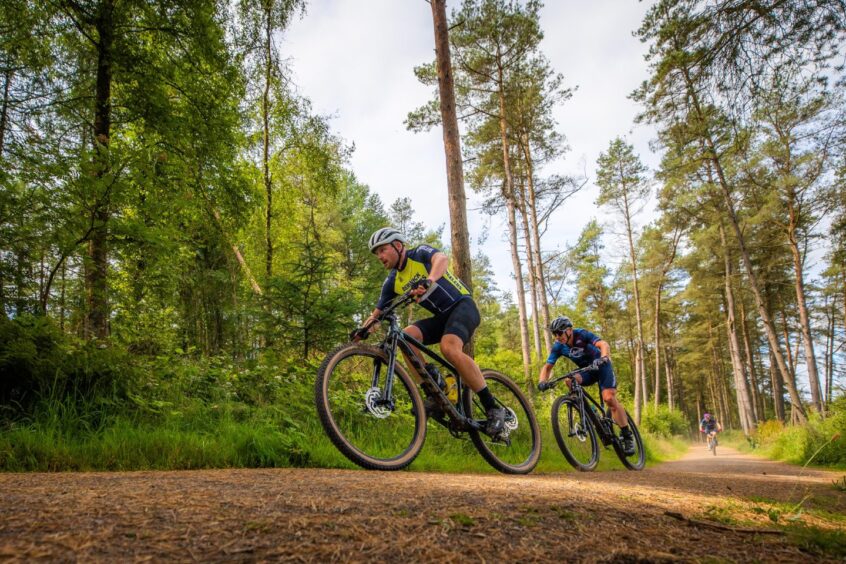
551, 396, 599, 471
463, 369, 541, 474
613, 412, 646, 470
315, 343, 426, 470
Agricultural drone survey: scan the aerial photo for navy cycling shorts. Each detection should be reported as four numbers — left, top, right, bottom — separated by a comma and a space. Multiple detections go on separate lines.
580, 362, 617, 391
413, 298, 480, 346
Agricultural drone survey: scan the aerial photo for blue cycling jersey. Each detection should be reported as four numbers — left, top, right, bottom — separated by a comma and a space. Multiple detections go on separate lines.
546, 328, 603, 368
700, 418, 719, 432
376, 245, 471, 315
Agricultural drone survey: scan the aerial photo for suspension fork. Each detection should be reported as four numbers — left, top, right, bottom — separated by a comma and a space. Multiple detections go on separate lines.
380, 330, 401, 402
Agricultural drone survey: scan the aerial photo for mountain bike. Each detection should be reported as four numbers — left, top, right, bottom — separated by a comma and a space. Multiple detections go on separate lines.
706, 431, 718, 455
315, 285, 541, 474
540, 366, 645, 471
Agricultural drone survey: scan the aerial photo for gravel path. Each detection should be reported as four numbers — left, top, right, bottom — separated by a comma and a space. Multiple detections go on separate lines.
1, 445, 844, 562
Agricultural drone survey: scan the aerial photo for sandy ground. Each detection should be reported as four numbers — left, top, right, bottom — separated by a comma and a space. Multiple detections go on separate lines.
1, 445, 844, 562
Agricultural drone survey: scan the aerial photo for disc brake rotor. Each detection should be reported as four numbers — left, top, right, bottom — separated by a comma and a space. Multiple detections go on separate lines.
364, 387, 392, 419
503, 406, 518, 432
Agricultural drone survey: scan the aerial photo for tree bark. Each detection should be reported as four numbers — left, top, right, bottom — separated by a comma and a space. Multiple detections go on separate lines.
653, 228, 680, 408
738, 296, 763, 422
263, 6, 274, 280
85, 0, 115, 340
786, 195, 823, 413
493, 46, 531, 383
720, 224, 756, 434
518, 179, 543, 362
520, 135, 552, 352
0, 68, 11, 158
621, 189, 647, 422
430, 0, 473, 295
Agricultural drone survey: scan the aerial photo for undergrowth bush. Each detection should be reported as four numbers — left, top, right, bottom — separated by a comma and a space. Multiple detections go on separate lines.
640, 404, 689, 438
742, 398, 846, 468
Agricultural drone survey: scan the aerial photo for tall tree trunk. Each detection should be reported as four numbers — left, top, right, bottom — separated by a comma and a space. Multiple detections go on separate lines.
738, 297, 763, 422
665, 344, 675, 411
0, 68, 11, 157
824, 293, 835, 406
518, 180, 542, 362
786, 197, 823, 413
504, 193, 531, 384
652, 228, 680, 408
263, 7, 273, 280
767, 349, 785, 421
430, 0, 473, 296
621, 192, 647, 422
58, 259, 67, 331
495, 48, 530, 383
720, 225, 756, 434
85, 0, 115, 340
521, 135, 552, 351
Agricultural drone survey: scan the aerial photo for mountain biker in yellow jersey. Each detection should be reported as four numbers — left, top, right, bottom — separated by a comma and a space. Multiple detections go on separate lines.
699, 413, 722, 450
537, 316, 636, 456
356, 227, 506, 435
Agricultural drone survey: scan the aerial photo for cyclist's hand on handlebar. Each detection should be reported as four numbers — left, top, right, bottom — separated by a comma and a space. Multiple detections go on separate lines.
409, 278, 432, 300
350, 327, 370, 342
537, 381, 551, 392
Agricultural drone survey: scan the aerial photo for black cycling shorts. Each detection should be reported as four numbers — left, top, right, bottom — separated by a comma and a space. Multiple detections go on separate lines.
413, 298, 480, 346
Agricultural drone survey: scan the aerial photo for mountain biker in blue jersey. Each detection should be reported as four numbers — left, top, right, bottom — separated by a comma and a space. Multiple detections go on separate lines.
537, 316, 636, 456
356, 227, 505, 435
699, 413, 722, 450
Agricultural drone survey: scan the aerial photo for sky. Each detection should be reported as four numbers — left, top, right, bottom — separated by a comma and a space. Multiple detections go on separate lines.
281, 0, 660, 296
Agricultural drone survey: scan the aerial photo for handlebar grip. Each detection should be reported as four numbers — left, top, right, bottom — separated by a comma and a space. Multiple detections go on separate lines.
350, 327, 370, 341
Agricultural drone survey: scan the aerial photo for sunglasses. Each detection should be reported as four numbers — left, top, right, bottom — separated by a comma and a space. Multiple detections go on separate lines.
552, 330, 564, 337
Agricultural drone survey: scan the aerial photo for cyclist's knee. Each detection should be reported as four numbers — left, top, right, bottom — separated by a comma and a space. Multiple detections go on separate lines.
404, 325, 423, 341
439, 334, 464, 359
601, 389, 619, 406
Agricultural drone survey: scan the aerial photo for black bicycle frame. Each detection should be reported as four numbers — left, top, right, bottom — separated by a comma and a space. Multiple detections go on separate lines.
551, 369, 618, 447
369, 293, 482, 433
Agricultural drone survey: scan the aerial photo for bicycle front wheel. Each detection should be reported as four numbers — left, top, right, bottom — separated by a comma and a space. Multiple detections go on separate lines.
612, 411, 646, 470
315, 343, 426, 471
551, 396, 599, 471
462, 369, 541, 474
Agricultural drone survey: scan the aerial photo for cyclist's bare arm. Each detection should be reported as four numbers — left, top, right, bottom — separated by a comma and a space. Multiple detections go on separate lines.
538, 363, 555, 384
594, 339, 612, 360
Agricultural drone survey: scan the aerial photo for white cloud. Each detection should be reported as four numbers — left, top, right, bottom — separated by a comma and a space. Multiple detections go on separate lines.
281, 0, 659, 299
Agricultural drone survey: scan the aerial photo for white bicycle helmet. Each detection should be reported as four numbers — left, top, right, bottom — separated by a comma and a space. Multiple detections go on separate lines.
369, 227, 406, 252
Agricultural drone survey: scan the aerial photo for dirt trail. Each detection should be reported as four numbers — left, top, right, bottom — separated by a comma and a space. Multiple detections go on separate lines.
1, 445, 844, 562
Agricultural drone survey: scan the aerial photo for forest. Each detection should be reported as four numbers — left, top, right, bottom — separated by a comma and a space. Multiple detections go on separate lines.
1, 0, 845, 471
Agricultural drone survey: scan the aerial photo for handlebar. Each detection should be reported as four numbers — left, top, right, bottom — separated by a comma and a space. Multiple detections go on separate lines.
350, 281, 440, 341
538, 366, 592, 392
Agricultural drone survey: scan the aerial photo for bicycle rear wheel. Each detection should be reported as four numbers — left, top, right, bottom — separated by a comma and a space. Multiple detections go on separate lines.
462, 369, 541, 474
315, 343, 426, 470
612, 411, 645, 470
551, 396, 599, 471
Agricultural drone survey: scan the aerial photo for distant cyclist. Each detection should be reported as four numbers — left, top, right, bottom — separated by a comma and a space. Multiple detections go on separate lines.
699, 413, 722, 450
357, 227, 505, 435
538, 316, 635, 456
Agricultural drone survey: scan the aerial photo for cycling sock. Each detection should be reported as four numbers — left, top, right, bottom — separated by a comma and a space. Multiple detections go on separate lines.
476, 386, 497, 410
620, 426, 633, 438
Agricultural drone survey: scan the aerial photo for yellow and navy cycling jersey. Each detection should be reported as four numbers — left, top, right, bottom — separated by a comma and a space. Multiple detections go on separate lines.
376, 245, 471, 315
